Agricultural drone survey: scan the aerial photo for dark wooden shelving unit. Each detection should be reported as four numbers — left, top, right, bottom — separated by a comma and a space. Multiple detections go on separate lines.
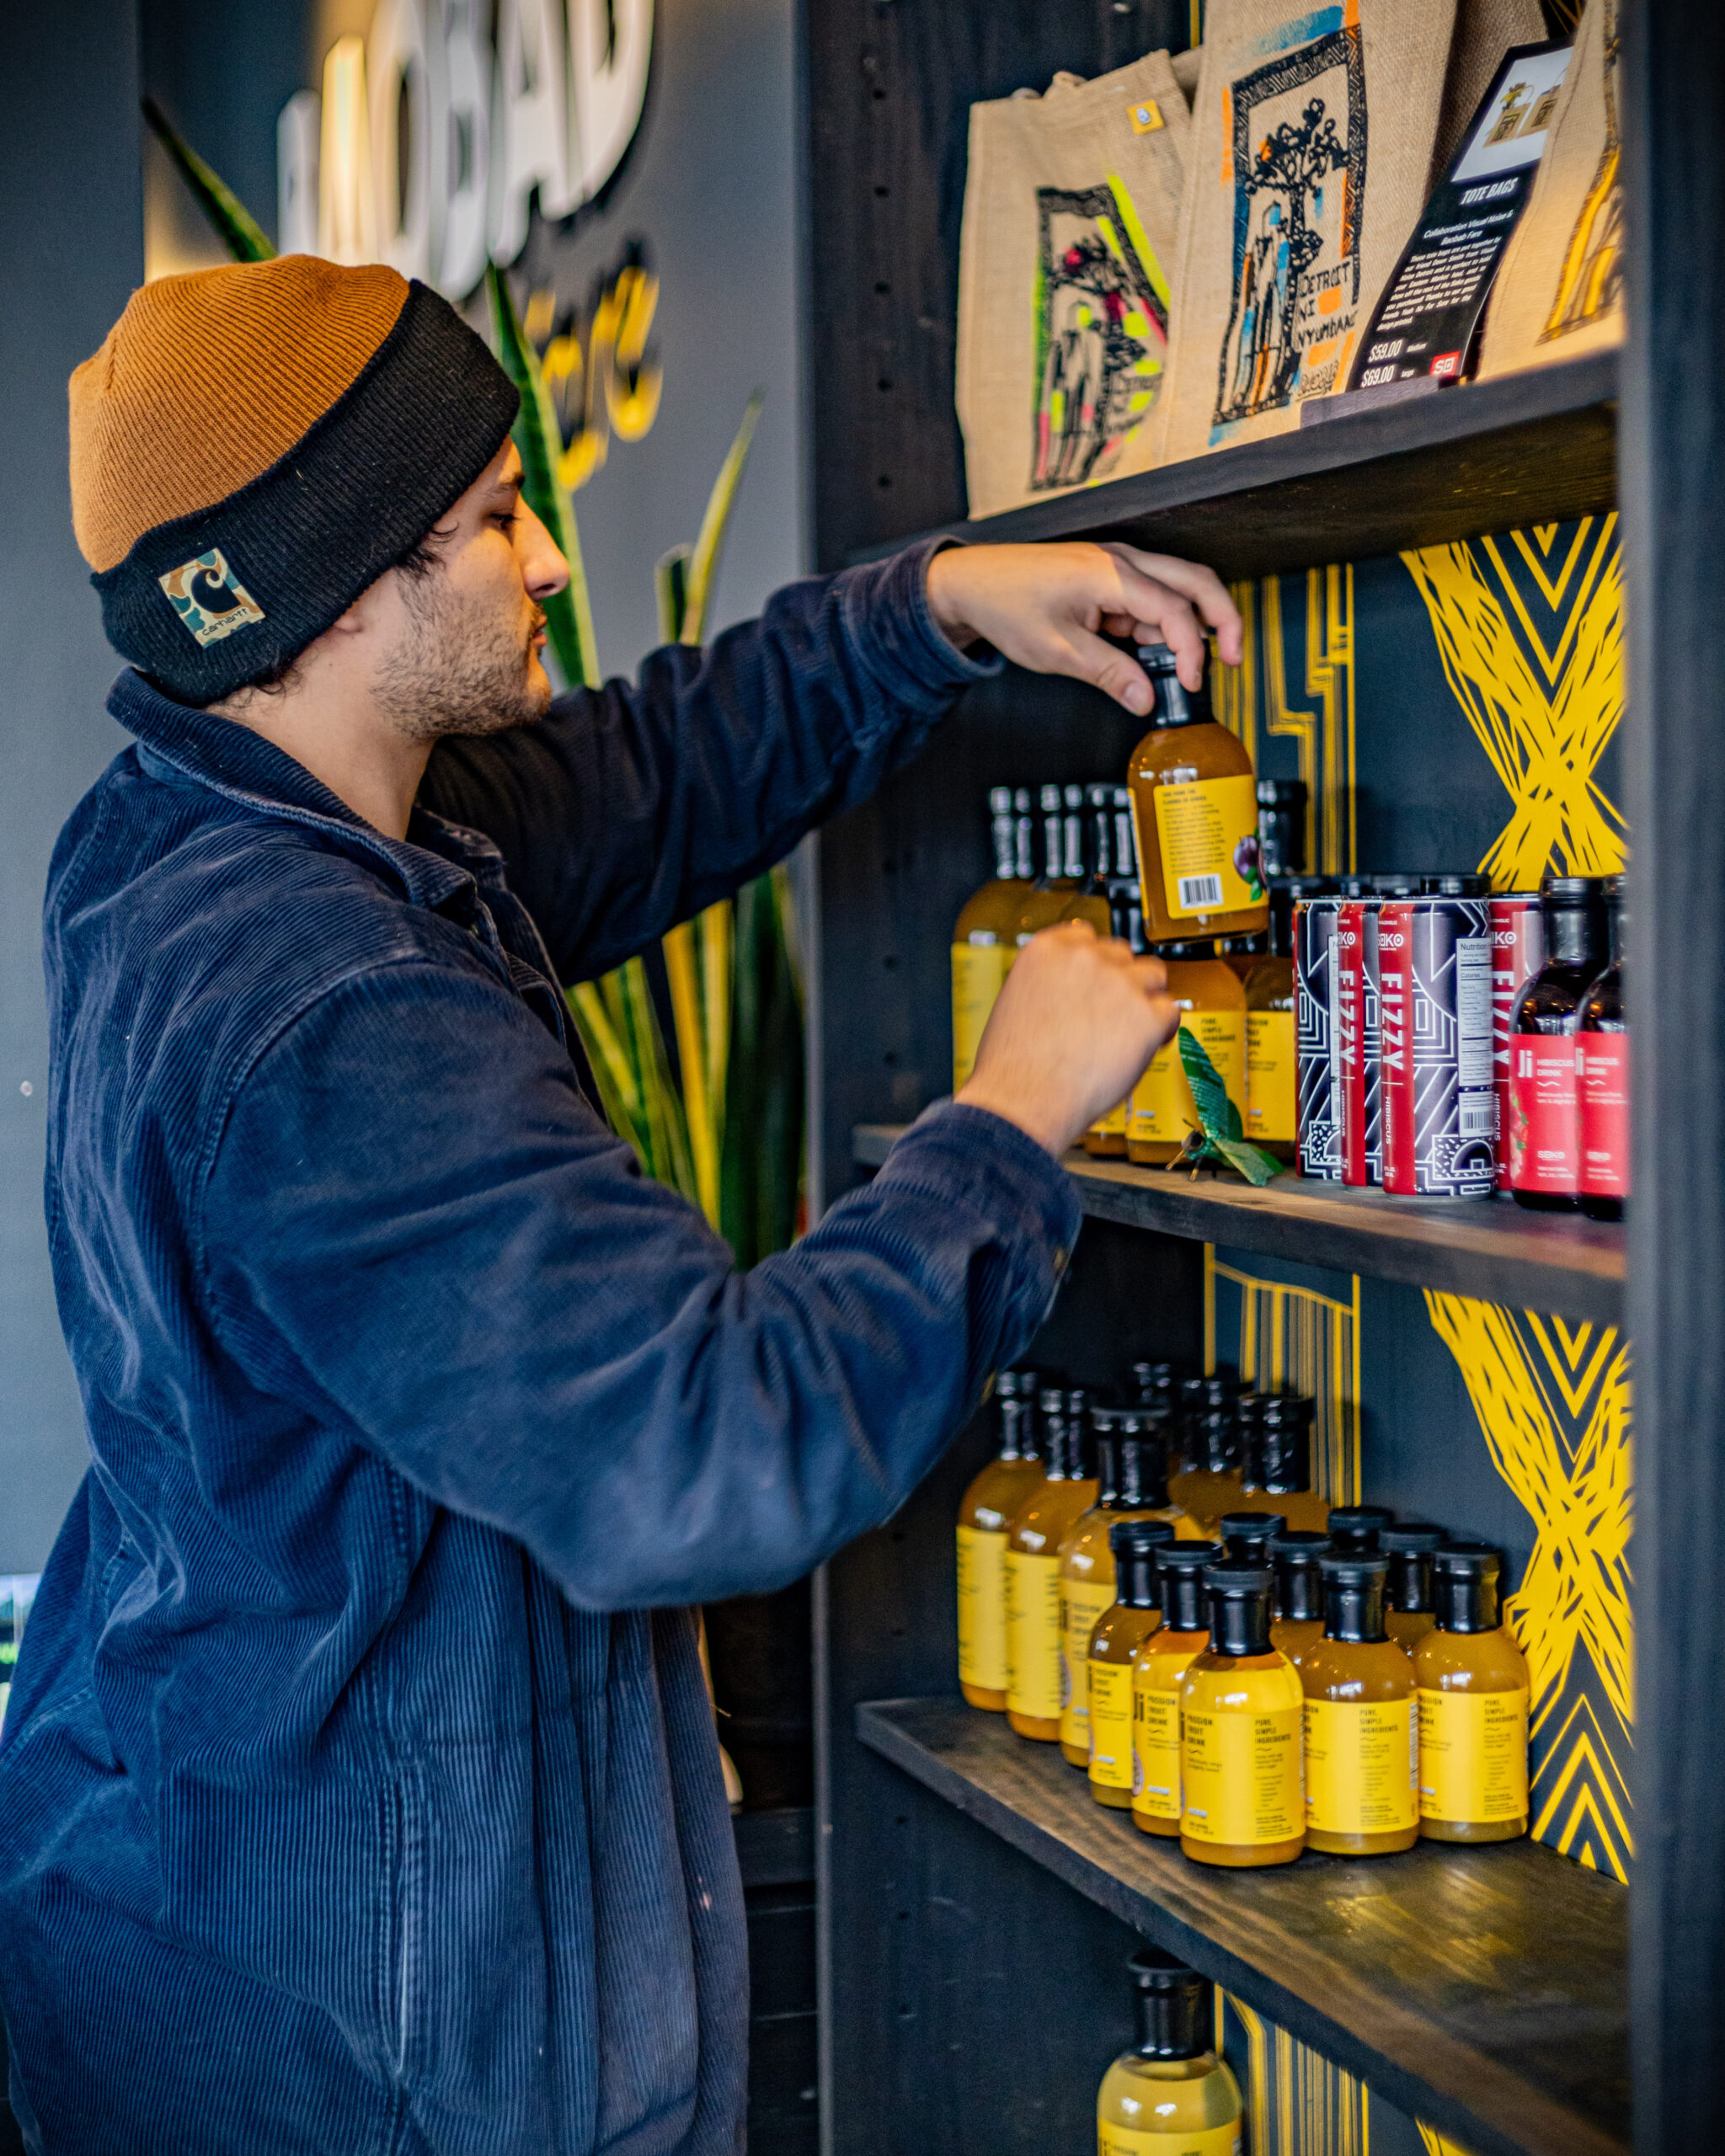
859, 1697, 1628, 2156
853, 1124, 1625, 1321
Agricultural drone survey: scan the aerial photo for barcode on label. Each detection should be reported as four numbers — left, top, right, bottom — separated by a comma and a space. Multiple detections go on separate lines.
1178, 874, 1224, 910
1457, 1095, 1497, 1137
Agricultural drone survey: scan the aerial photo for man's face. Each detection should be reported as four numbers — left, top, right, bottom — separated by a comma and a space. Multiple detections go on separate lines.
371, 443, 570, 742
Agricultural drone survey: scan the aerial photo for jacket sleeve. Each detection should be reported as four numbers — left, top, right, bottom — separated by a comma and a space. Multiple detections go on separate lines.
418, 539, 998, 985
198, 960, 1079, 1610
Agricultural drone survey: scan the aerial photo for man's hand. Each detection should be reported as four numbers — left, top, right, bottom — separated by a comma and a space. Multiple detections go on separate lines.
926, 540, 1243, 714
955, 921, 1177, 1158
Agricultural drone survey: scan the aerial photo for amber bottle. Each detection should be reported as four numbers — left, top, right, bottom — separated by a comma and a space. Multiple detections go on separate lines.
1088, 1520, 1173, 1808
955, 1370, 1045, 1710
1127, 642, 1267, 945
1004, 1388, 1097, 1741
1169, 1396, 1246, 1533
1267, 1530, 1330, 1670
1300, 1554, 1418, 1856
1381, 1524, 1447, 1653
1577, 875, 1628, 1222
1130, 1541, 1222, 1837
1415, 1544, 1530, 1844
1327, 1505, 1394, 1555
1179, 1567, 1306, 1867
1126, 943, 1247, 1165
1096, 1948, 1242, 2156
1011, 783, 1079, 960
1508, 876, 1609, 1212
1238, 1392, 1330, 1534
949, 787, 1031, 1093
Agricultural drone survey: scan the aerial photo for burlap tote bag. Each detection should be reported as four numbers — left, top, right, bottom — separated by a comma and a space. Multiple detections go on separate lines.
956, 52, 1191, 518
1129, 0, 1541, 467
1479, 0, 1623, 376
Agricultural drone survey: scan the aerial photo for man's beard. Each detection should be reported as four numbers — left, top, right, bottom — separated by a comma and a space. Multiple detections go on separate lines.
373, 571, 552, 743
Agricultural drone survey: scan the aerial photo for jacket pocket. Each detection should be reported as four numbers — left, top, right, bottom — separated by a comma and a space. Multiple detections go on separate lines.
375, 1766, 425, 2089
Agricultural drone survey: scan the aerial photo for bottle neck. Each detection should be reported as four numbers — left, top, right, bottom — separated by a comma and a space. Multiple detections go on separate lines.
1434, 1572, 1501, 1634
1093, 1433, 1120, 1508
1134, 1979, 1209, 2063
1323, 1576, 1388, 1644
998, 1396, 1028, 1464
991, 812, 1017, 884
1114, 804, 1139, 888
1088, 801, 1114, 889
1275, 1558, 1323, 1625
1041, 811, 1064, 883
1386, 1550, 1434, 1614
1545, 905, 1605, 969
1061, 802, 1086, 882
1013, 809, 1035, 881
1163, 1566, 1208, 1632
1210, 1591, 1272, 1656
1118, 1543, 1163, 1609
1609, 903, 1626, 967
1116, 1433, 1171, 1511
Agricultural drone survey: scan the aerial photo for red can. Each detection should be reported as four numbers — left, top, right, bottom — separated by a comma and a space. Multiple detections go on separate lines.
1489, 894, 1544, 1193
1337, 899, 1381, 1187
1379, 897, 1497, 1199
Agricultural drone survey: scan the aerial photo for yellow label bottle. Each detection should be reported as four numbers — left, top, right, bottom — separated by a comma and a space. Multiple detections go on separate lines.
1415, 1543, 1530, 1843
1126, 947, 1246, 1166
1300, 1553, 1418, 1856
1126, 642, 1266, 946
950, 787, 1030, 1092
1168, 1384, 1246, 1533
1236, 1391, 1331, 1535
1381, 1524, 1446, 1654
1131, 1541, 1221, 1835
955, 1373, 1044, 1710
1011, 782, 1080, 963
1088, 1520, 1172, 1807
1005, 1387, 1097, 1741
1179, 1566, 1305, 1865
1097, 1947, 1242, 2155
1267, 1529, 1329, 1671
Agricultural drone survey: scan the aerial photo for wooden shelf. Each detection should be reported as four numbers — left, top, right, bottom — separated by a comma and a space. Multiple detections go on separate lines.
851, 352, 1616, 579
858, 1696, 1626, 2156
853, 1127, 1624, 1323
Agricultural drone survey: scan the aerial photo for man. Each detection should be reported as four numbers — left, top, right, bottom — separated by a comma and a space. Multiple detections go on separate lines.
0, 255, 1238, 2153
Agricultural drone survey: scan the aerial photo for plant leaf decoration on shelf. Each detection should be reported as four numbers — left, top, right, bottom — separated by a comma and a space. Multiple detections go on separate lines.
142, 98, 275, 264
1172, 1028, 1282, 1186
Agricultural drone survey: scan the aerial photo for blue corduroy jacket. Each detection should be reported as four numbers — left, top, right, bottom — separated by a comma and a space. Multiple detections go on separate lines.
0, 544, 1081, 2156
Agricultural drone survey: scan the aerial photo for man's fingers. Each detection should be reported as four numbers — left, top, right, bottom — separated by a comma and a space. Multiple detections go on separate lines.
1056, 623, 1156, 716
1100, 543, 1245, 669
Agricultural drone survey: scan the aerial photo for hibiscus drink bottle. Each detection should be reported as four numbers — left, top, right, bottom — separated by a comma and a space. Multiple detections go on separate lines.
1577, 875, 1628, 1222
1507, 877, 1608, 1212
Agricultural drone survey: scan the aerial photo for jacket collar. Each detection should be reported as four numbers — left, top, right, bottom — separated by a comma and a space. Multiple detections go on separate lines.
109, 667, 489, 914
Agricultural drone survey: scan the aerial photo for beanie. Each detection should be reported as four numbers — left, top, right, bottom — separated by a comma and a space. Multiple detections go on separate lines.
69, 255, 521, 702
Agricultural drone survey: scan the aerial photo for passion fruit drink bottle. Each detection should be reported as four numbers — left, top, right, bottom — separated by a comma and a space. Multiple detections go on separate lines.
1131, 1542, 1222, 1837
1179, 1568, 1306, 1867
1004, 1389, 1097, 1741
955, 1371, 1045, 1710
1239, 1392, 1329, 1534
1097, 1948, 1242, 2156
1415, 1544, 1530, 1844
1125, 943, 1247, 1165
1300, 1554, 1418, 1856
1381, 1524, 1447, 1653
950, 787, 1031, 1092
1088, 1520, 1175, 1808
1128, 642, 1267, 946
1267, 1530, 1330, 1670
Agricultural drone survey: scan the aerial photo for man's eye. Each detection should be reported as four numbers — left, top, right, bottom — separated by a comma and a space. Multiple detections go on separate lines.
493, 509, 520, 531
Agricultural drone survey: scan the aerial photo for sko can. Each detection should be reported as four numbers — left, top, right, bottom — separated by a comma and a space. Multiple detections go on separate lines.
1295, 895, 1343, 1180
1378, 898, 1497, 1199
1489, 894, 1544, 1193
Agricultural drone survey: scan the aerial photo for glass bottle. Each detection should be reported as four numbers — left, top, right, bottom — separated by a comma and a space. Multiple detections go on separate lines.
1218, 931, 1268, 981
1415, 1543, 1530, 1844
1179, 1567, 1306, 1867
1126, 942, 1247, 1166
1300, 1554, 1418, 1856
1578, 875, 1628, 1222
1268, 1530, 1330, 1669
1004, 1388, 1097, 1742
1089, 1519, 1175, 1808
950, 786, 1031, 1093
1381, 1524, 1447, 1653
1127, 642, 1267, 946
1011, 782, 1080, 960
1244, 877, 1332, 1165
955, 1370, 1045, 1711
1326, 1504, 1394, 1555
1131, 1541, 1223, 1838
1508, 876, 1609, 1211
1097, 1948, 1243, 2156
1075, 785, 1130, 1157
1239, 1392, 1330, 1534
1170, 1400, 1245, 1534
1218, 1510, 1286, 1564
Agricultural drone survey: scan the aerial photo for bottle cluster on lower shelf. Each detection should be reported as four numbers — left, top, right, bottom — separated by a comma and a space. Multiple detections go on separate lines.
959, 1369, 1530, 1868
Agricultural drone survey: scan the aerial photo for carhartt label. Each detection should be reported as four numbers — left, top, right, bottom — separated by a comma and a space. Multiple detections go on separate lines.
1304, 1696, 1418, 1835
951, 940, 1007, 1091
1131, 1654, 1199, 1819
1149, 773, 1263, 917
1098, 2121, 1241, 2154
1181, 1701, 1303, 1845
1060, 1577, 1117, 1743
1246, 1009, 1296, 1142
1418, 1686, 1530, 1823
1088, 1662, 1136, 1786
1129, 1012, 1245, 1147
1005, 1549, 1062, 1720
956, 1525, 1007, 1693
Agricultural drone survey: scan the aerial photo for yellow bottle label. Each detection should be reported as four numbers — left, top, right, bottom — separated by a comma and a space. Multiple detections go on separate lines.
1303, 1696, 1417, 1835
1181, 1702, 1303, 1845
1131, 1652, 1201, 1818
1245, 1009, 1296, 1143
1129, 1013, 1245, 1147
1087, 1095, 1130, 1143
956, 1524, 1007, 1693
1150, 772, 1263, 918
1099, 2122, 1241, 2155
1060, 1577, 1118, 1744
952, 940, 1008, 1091
1088, 1662, 1137, 1786
1418, 1686, 1530, 1823
1005, 1549, 1062, 1720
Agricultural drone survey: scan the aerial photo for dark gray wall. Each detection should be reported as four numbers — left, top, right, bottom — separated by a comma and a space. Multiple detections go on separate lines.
0, 0, 145, 1572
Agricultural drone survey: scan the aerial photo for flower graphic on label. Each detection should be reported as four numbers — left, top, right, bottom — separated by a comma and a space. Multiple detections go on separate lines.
158, 549, 266, 648
1233, 831, 1265, 902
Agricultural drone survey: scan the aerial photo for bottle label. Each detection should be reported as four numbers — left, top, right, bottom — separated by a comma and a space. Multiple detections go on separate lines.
1418, 1686, 1530, 1823
956, 1524, 1007, 1693
1246, 1010, 1296, 1143
1578, 1035, 1630, 1198
1131, 1656, 1200, 1818
1060, 1577, 1118, 1744
1088, 1662, 1136, 1786
1508, 1036, 1579, 1194
1005, 1549, 1062, 1721
1181, 1702, 1304, 1845
1088, 1096, 1130, 1143
1303, 1695, 1417, 1835
1130, 1013, 1245, 1147
951, 941, 1008, 1093
1099, 2121, 1242, 2155
1151, 773, 1263, 918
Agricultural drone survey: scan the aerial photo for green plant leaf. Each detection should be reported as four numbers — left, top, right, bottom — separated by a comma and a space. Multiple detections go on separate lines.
654, 545, 691, 646
142, 98, 275, 263
1176, 1027, 1282, 1186
720, 866, 804, 1266
681, 391, 765, 647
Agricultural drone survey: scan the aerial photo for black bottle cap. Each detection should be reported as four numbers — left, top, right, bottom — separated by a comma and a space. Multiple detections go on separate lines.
1111, 1518, 1178, 1609
1420, 872, 1491, 895
1319, 1552, 1390, 1643
997, 1393, 1030, 1462
1135, 640, 1214, 728
1381, 1524, 1446, 1614
1162, 938, 1220, 962
1191, 1408, 1238, 1476
1205, 1566, 1274, 1657
1092, 1424, 1121, 1509
1159, 1542, 1224, 1630
1220, 1510, 1287, 1562
1431, 1542, 1505, 1634
1256, 1396, 1313, 1495
1256, 778, 1306, 807
1132, 1360, 1179, 1411
1541, 873, 1605, 902
1372, 873, 1421, 898
1268, 1531, 1330, 1623
1116, 1421, 1172, 1511
1065, 1389, 1095, 1481
1327, 1504, 1394, 1553
1039, 1387, 1071, 1476
1128, 1946, 1211, 2062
